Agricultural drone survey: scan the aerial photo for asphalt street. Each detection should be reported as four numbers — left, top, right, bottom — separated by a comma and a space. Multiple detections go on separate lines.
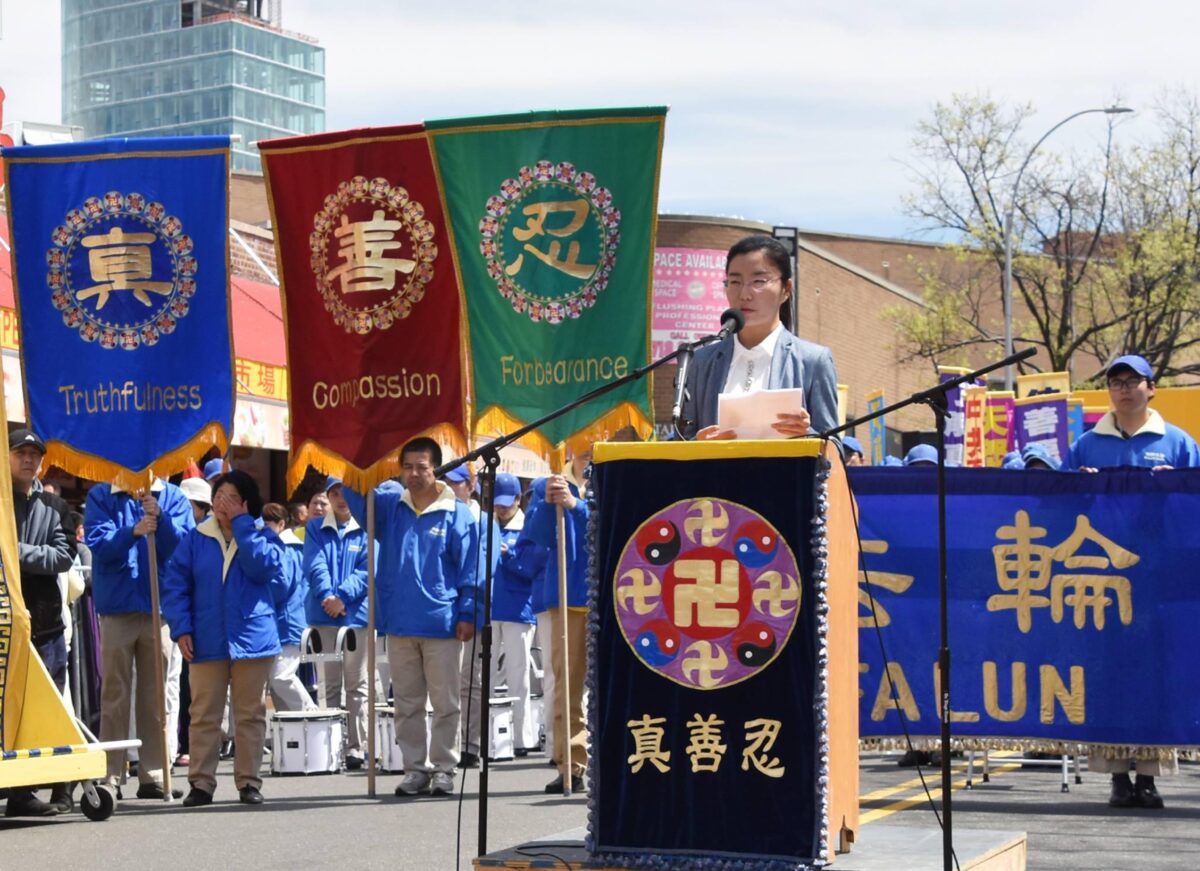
3, 751, 1197, 870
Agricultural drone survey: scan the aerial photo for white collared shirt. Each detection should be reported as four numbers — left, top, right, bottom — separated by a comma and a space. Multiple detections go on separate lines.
722, 323, 784, 396
322, 510, 361, 539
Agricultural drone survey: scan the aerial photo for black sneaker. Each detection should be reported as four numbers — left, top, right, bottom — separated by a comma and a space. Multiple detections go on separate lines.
1109, 773, 1136, 808
238, 786, 264, 806
459, 751, 480, 769
345, 755, 364, 770
544, 773, 585, 794
182, 787, 213, 808
1135, 774, 1164, 809
5, 794, 60, 817
135, 783, 183, 800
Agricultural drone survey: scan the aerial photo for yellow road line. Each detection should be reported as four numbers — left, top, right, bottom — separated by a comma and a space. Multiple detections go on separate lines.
860, 762, 1021, 825
859, 765, 969, 803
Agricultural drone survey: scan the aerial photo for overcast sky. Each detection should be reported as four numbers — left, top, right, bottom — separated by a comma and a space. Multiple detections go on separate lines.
2, 1, 1197, 238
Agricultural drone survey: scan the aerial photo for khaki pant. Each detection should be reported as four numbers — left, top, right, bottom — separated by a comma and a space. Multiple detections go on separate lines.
459, 636, 483, 756
99, 613, 170, 785
388, 635, 462, 773
1088, 752, 1178, 777
315, 626, 368, 759
188, 657, 273, 793
550, 608, 588, 777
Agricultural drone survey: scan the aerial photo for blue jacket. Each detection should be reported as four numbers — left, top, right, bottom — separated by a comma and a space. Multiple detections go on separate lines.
161, 515, 284, 663
525, 474, 590, 611
1067, 410, 1200, 470
491, 509, 545, 625
302, 512, 369, 628
85, 482, 195, 616
346, 482, 479, 638
271, 528, 308, 645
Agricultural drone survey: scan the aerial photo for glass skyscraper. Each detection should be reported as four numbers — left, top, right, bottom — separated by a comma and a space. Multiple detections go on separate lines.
62, 1, 325, 172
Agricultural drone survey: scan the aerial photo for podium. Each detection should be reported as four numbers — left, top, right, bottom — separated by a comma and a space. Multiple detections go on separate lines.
588, 439, 859, 868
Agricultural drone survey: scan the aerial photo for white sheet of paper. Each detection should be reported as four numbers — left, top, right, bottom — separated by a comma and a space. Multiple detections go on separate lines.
717, 388, 805, 439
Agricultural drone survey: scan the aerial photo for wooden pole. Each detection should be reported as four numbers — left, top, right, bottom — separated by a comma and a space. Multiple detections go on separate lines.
366, 489, 377, 798
555, 504, 572, 798
144, 530, 172, 803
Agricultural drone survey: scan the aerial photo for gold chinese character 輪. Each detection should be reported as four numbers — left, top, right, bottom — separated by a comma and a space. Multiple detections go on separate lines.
1048, 514, 1139, 630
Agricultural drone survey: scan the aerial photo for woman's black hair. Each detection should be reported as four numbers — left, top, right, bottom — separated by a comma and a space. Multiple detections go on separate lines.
212, 470, 264, 518
726, 234, 795, 331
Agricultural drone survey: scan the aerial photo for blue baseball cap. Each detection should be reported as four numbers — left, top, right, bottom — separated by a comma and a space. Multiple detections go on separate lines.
493, 472, 521, 508
882, 455, 903, 467
323, 475, 343, 492
444, 465, 471, 483
1107, 355, 1153, 380
904, 444, 938, 466
203, 458, 226, 481
1001, 450, 1025, 470
842, 436, 864, 458
1020, 443, 1061, 471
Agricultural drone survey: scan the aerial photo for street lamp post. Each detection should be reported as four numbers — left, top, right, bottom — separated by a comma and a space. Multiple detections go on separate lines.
1001, 106, 1133, 390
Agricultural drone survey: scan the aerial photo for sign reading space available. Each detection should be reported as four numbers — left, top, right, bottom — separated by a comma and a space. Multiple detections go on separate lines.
651, 247, 728, 359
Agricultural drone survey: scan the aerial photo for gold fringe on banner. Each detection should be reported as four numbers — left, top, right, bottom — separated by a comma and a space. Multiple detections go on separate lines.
473, 400, 653, 471
41, 422, 229, 492
858, 736, 1189, 761
287, 422, 468, 494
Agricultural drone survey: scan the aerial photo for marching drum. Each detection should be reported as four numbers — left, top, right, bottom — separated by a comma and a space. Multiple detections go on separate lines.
374, 706, 403, 773
270, 710, 345, 775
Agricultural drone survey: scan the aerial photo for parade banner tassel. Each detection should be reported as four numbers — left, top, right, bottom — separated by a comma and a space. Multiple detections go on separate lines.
851, 466, 1200, 758
259, 126, 469, 491
2, 137, 235, 490
429, 107, 666, 462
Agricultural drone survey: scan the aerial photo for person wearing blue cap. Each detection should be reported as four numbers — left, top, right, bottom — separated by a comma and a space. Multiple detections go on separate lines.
842, 436, 865, 466
1000, 450, 1025, 470
1066, 355, 1198, 810
202, 457, 226, 482
488, 473, 545, 757
444, 462, 484, 767
302, 475, 370, 769
1020, 443, 1060, 471
881, 455, 904, 467
1067, 355, 1200, 472
903, 443, 938, 466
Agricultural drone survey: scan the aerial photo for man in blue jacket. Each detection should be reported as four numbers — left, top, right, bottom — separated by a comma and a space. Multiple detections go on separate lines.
356, 438, 479, 797
85, 476, 193, 798
303, 476, 370, 768
526, 450, 590, 794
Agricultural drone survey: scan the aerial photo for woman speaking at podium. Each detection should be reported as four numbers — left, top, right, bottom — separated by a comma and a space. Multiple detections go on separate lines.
678, 235, 839, 440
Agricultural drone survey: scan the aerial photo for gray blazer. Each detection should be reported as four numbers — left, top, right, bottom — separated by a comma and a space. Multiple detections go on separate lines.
678, 331, 840, 440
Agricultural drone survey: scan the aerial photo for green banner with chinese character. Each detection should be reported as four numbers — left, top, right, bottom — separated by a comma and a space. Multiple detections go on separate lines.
429, 108, 665, 460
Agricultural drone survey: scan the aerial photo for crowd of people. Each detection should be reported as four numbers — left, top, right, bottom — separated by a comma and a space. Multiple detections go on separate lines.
7, 234, 1196, 818
8, 433, 590, 812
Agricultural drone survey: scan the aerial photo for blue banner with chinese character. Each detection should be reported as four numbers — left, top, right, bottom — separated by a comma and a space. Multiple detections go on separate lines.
1013, 394, 1070, 467
591, 441, 830, 869
852, 467, 1200, 756
2, 137, 233, 488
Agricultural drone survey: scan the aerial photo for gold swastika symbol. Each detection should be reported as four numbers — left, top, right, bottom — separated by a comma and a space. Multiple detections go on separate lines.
673, 559, 741, 628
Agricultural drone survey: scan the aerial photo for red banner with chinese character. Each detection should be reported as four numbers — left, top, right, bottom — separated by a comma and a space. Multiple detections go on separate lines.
260, 126, 468, 489
962, 385, 987, 467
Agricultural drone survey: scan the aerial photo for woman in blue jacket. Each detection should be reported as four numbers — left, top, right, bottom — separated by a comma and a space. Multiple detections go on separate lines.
162, 471, 283, 808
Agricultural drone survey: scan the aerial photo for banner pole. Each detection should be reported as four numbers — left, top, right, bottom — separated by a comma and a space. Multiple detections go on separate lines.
556, 504, 572, 798
367, 489, 377, 798
145, 530, 172, 804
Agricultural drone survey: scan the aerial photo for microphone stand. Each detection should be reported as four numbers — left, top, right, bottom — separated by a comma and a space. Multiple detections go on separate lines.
437, 325, 732, 857
821, 346, 1036, 871
672, 341, 695, 438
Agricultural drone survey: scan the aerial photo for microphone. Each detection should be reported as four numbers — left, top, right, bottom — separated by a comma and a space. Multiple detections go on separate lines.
716, 308, 745, 341
672, 342, 693, 433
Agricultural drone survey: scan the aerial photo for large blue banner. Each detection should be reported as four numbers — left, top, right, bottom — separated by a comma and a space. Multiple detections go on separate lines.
851, 467, 1200, 755
3, 137, 233, 487
591, 442, 831, 869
